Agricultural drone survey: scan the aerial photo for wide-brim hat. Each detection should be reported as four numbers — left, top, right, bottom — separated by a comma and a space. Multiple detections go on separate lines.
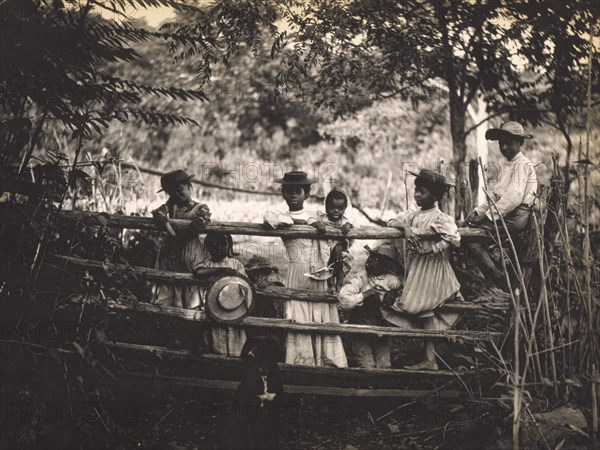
205, 275, 254, 323
157, 169, 195, 193
408, 169, 454, 188
485, 121, 533, 141
364, 244, 403, 273
273, 170, 317, 185
244, 256, 279, 274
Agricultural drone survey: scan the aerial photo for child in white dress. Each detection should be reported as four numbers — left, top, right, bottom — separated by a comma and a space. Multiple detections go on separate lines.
264, 171, 347, 368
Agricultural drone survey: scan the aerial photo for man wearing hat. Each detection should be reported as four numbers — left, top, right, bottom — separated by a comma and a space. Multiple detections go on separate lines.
465, 121, 538, 289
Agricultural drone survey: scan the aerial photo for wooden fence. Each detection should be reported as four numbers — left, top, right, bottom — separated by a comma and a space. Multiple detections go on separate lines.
7, 204, 509, 397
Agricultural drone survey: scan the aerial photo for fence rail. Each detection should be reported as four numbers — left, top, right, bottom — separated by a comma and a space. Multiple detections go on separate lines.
49, 255, 505, 313
3, 204, 493, 242
68, 297, 500, 341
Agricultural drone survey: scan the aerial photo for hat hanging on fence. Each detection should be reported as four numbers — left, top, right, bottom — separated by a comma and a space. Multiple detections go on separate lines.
485, 121, 533, 141
158, 169, 195, 193
273, 170, 317, 185
244, 255, 279, 274
205, 275, 254, 323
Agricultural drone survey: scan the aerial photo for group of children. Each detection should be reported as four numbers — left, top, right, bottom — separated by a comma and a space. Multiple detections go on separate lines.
151, 167, 463, 370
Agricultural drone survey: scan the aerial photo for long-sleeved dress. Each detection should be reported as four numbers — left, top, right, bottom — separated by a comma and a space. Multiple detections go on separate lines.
264, 207, 348, 367
385, 206, 462, 329
153, 201, 211, 309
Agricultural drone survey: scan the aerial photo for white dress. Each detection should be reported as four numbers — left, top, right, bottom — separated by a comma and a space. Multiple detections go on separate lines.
264, 207, 348, 367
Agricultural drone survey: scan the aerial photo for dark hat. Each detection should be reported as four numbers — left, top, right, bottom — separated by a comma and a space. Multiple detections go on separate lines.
244, 256, 279, 274
158, 169, 195, 193
364, 243, 403, 273
485, 121, 533, 141
205, 275, 254, 323
273, 170, 317, 185
407, 168, 454, 188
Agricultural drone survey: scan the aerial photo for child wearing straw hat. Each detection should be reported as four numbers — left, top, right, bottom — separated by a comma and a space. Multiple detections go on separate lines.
386, 168, 463, 370
465, 121, 538, 290
151, 169, 211, 309
263, 171, 347, 368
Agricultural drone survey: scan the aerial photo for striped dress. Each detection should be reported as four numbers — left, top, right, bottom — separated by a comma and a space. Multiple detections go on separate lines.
264, 207, 348, 367
387, 207, 462, 317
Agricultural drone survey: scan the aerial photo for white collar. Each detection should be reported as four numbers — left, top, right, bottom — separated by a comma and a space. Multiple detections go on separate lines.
507, 152, 525, 163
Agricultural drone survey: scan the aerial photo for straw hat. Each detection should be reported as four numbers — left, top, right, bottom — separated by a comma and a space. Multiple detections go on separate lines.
205, 275, 254, 323
485, 121, 533, 141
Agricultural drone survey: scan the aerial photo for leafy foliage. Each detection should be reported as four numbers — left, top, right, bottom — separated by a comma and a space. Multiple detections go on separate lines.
0, 0, 209, 177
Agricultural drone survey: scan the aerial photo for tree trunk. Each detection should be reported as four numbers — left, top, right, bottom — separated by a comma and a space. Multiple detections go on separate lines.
437, 0, 471, 221
449, 95, 470, 220
467, 94, 490, 206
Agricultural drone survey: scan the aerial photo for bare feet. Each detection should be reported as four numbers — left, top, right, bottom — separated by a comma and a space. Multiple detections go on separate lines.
404, 360, 438, 371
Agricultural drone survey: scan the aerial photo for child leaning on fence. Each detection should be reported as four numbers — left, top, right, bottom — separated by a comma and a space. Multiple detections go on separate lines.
263, 170, 347, 368
307, 187, 354, 293
151, 169, 211, 309
338, 243, 404, 369
386, 168, 463, 370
